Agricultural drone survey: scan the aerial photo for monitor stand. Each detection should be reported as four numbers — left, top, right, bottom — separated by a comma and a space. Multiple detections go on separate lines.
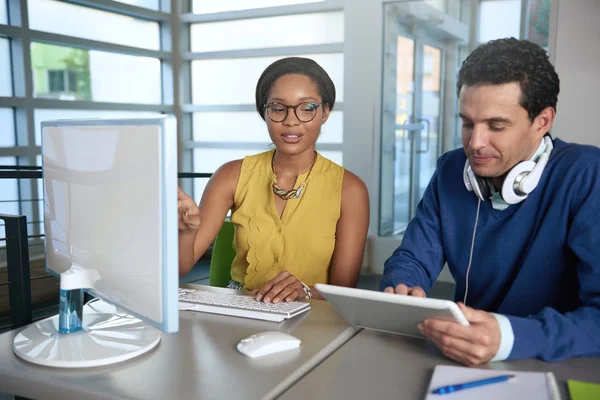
13, 268, 161, 368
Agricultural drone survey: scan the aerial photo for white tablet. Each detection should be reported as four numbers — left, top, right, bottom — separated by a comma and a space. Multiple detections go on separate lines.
315, 283, 470, 339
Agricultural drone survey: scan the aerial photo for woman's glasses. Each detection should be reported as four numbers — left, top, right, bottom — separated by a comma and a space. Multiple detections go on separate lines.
264, 102, 323, 123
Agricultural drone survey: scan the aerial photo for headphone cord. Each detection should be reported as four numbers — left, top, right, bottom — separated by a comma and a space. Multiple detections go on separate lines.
463, 198, 481, 306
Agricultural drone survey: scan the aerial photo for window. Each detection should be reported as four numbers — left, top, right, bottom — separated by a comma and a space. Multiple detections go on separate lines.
0, 38, 11, 96
193, 148, 265, 175
423, 53, 434, 76
424, 0, 447, 13
31, 43, 162, 104
193, 111, 265, 143
193, 0, 324, 14
47, 69, 78, 94
0, 108, 15, 147
112, 0, 159, 10
189, 3, 346, 203
191, 12, 344, 52
31, 43, 91, 101
0, 157, 19, 245
477, 0, 549, 46
191, 147, 262, 206
0, 0, 7, 24
28, 0, 160, 50
320, 150, 342, 166
478, 0, 521, 42
47, 70, 65, 92
3, 0, 347, 242
192, 110, 343, 144
0, 0, 172, 316
526, 0, 550, 48
191, 53, 344, 105
33, 109, 162, 146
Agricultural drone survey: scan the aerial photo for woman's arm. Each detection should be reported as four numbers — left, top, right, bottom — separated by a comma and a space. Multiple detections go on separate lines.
178, 160, 241, 277
320, 170, 370, 298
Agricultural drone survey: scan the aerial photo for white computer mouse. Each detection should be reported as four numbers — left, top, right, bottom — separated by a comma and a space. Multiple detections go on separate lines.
237, 331, 301, 358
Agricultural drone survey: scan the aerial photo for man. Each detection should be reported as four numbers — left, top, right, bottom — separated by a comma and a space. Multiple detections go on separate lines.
381, 38, 600, 366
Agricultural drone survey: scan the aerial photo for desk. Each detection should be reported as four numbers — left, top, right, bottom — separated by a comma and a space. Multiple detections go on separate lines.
280, 329, 600, 400
0, 285, 359, 400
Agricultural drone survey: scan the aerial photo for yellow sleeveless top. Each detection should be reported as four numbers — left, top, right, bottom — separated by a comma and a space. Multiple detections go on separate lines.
230, 150, 345, 290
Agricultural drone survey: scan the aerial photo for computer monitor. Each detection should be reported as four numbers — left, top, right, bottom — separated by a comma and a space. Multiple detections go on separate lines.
13, 116, 179, 368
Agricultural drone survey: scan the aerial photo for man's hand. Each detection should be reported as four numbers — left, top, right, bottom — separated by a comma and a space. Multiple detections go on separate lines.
255, 271, 307, 303
383, 283, 427, 297
418, 302, 501, 366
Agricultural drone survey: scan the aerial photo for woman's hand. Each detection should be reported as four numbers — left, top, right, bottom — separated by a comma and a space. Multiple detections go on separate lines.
255, 271, 308, 303
178, 187, 201, 232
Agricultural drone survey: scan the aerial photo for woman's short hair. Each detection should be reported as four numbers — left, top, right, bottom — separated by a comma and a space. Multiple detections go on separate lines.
255, 57, 336, 120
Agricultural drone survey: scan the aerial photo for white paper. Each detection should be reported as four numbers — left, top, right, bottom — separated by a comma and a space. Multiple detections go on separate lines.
425, 365, 560, 400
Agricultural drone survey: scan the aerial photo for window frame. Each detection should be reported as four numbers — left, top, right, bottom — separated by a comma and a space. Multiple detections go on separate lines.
0, 0, 346, 252
0, 0, 178, 245
185, 0, 345, 187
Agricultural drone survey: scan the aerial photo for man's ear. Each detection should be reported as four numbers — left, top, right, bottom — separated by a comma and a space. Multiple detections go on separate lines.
321, 103, 330, 124
534, 106, 556, 138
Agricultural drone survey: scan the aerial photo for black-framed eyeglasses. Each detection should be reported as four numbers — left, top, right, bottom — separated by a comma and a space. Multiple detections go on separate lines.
263, 102, 324, 123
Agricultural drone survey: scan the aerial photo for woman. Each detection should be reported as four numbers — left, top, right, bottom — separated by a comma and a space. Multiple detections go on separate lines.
178, 57, 369, 303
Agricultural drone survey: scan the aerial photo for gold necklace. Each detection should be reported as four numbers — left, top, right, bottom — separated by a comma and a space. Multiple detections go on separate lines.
271, 151, 317, 200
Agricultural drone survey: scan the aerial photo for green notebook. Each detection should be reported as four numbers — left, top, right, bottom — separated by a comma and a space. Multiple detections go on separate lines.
568, 380, 600, 400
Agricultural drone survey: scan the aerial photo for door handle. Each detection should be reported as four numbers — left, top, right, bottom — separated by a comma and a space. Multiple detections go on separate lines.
395, 123, 424, 153
415, 118, 430, 153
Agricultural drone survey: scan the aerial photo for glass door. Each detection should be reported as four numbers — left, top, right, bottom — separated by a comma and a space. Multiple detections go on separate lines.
380, 4, 444, 235
416, 44, 442, 205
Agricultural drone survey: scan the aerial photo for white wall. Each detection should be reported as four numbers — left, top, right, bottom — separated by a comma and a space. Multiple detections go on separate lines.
342, 0, 383, 238
549, 0, 600, 148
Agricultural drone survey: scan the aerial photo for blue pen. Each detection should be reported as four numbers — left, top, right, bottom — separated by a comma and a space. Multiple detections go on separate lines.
432, 374, 515, 395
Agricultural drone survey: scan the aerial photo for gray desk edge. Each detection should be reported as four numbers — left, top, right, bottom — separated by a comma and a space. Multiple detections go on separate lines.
181, 282, 363, 400
264, 325, 362, 400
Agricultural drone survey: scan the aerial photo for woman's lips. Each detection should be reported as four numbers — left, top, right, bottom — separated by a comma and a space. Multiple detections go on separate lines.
281, 133, 302, 144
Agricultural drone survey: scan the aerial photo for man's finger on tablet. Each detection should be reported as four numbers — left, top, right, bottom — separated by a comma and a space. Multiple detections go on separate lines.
394, 284, 409, 295
409, 287, 427, 297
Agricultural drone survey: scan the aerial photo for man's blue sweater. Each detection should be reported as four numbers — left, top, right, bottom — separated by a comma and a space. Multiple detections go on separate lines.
381, 138, 600, 361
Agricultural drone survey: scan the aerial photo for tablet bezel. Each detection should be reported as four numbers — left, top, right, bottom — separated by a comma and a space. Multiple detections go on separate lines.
315, 283, 470, 339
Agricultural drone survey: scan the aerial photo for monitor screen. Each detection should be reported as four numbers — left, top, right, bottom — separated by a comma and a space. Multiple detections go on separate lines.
41, 116, 178, 333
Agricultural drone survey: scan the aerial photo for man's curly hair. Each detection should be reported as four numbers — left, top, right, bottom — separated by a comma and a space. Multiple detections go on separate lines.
457, 38, 560, 122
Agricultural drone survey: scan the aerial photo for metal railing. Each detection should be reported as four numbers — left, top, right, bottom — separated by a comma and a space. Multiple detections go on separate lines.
0, 214, 33, 330
0, 165, 213, 179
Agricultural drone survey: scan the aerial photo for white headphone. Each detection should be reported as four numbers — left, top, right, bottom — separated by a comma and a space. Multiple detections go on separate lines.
463, 136, 554, 204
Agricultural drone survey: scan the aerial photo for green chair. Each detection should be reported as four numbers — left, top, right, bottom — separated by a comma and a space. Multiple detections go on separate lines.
209, 220, 237, 287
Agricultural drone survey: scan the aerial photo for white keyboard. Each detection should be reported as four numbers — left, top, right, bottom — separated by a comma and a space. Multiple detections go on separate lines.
178, 288, 311, 322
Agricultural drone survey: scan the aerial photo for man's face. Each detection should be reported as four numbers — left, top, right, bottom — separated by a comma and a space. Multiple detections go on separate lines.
460, 82, 544, 179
